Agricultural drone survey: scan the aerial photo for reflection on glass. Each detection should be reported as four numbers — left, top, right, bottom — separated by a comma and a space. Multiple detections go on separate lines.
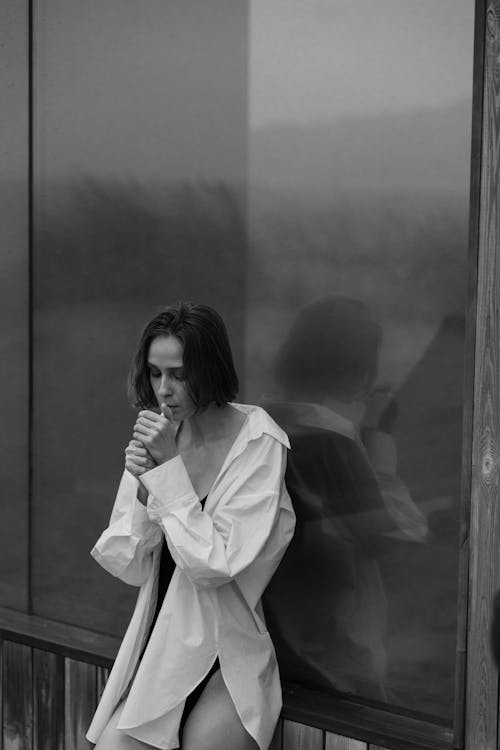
32, 0, 248, 635
247, 0, 473, 720
263, 297, 428, 701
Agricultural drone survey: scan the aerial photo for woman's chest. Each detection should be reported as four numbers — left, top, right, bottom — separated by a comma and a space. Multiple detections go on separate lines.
178, 439, 234, 498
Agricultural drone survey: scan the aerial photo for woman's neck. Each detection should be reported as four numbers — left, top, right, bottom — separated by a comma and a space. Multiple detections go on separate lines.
181, 403, 237, 447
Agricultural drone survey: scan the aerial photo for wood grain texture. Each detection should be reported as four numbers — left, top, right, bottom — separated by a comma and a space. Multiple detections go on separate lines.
2, 641, 32, 750
282, 685, 452, 750
465, 2, 500, 750
96, 666, 109, 704
0, 607, 118, 667
64, 659, 96, 750
454, 3, 488, 745
283, 720, 324, 750
33, 649, 64, 750
325, 732, 366, 749
269, 718, 284, 750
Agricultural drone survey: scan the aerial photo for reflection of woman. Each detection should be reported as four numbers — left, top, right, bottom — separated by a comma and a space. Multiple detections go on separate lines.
87, 302, 295, 750
263, 296, 426, 701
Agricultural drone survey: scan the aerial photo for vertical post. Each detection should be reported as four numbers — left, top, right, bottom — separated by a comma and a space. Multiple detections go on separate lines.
454, 0, 486, 746
464, 1, 500, 749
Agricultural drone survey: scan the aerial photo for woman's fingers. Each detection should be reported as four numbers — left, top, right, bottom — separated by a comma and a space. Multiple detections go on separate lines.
125, 441, 154, 466
136, 416, 157, 428
161, 403, 174, 421
125, 458, 146, 476
138, 410, 165, 423
125, 452, 149, 466
126, 440, 148, 453
125, 441, 148, 456
125, 438, 155, 477
133, 423, 151, 438
133, 416, 174, 446
131, 410, 177, 465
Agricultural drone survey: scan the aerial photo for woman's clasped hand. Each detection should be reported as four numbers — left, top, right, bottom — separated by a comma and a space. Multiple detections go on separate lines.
124, 438, 155, 478
130, 406, 178, 467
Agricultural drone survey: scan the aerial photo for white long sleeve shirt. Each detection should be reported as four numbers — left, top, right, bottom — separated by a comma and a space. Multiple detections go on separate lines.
86, 404, 295, 750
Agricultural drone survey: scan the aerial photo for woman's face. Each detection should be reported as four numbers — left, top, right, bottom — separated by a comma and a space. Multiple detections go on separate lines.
147, 335, 196, 420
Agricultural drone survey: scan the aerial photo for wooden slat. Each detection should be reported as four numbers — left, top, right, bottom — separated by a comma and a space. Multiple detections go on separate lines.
325, 733, 366, 750
33, 649, 64, 750
2, 641, 32, 750
96, 666, 109, 704
283, 720, 324, 750
269, 718, 283, 750
64, 659, 96, 750
465, 2, 500, 750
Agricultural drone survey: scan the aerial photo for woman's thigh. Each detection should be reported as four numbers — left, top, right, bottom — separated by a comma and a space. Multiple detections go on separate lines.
93, 701, 155, 750
182, 670, 259, 750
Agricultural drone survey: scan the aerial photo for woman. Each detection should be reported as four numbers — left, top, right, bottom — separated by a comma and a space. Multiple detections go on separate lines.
86, 302, 295, 750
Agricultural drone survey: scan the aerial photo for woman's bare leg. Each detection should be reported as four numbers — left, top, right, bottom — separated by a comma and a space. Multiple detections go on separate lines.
182, 670, 259, 750
93, 701, 155, 750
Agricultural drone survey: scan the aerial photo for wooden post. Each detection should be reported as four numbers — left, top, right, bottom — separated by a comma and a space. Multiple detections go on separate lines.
465, 1, 500, 749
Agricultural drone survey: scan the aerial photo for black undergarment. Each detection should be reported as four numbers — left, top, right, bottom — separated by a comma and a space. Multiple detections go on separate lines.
180, 657, 220, 730
148, 495, 208, 636
145, 495, 220, 730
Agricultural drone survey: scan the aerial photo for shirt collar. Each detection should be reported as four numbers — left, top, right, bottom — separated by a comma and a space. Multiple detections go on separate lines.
231, 403, 291, 450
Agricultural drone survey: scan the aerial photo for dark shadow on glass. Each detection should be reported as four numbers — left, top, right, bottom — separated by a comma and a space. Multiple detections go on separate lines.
262, 296, 428, 703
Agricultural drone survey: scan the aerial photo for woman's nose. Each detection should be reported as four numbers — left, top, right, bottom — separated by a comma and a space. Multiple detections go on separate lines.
158, 376, 172, 396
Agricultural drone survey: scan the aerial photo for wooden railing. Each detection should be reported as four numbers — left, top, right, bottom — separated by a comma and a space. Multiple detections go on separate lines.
0, 607, 453, 750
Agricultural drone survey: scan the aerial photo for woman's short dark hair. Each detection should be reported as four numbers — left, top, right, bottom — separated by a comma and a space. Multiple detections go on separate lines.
129, 302, 239, 410
275, 296, 382, 400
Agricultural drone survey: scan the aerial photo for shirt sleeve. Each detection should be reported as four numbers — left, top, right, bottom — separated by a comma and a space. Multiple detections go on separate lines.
140, 434, 289, 589
90, 469, 163, 586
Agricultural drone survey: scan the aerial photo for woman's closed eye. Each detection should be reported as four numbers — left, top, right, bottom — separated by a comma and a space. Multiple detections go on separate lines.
148, 366, 185, 381
148, 366, 161, 379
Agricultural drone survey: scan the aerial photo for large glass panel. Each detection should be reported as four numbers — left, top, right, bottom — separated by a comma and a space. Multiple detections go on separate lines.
31, 0, 474, 725
250, 0, 474, 721
0, 0, 30, 610
32, 0, 248, 634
